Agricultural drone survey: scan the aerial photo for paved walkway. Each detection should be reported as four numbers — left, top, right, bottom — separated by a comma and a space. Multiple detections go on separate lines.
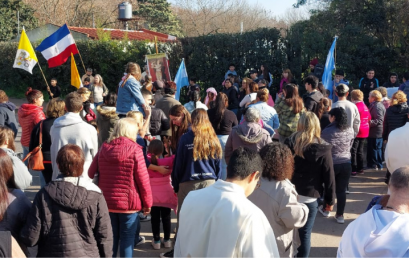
11, 98, 388, 257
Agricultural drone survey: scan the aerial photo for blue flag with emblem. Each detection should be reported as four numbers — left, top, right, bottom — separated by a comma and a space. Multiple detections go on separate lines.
323, 37, 338, 99
174, 59, 189, 101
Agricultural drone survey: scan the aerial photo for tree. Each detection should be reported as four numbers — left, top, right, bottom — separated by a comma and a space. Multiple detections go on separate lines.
133, 0, 182, 37
0, 0, 37, 41
172, 0, 283, 37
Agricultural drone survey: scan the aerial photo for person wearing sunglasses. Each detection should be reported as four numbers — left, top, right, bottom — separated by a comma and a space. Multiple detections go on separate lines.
174, 147, 279, 258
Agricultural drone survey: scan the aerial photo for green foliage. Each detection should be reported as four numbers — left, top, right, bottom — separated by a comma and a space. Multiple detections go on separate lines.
133, 0, 182, 37
172, 28, 285, 96
0, 40, 150, 96
287, 0, 409, 88
0, 0, 38, 41
96, 29, 111, 41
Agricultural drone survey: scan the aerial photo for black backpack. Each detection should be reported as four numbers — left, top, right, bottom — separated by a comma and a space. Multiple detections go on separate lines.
314, 64, 325, 81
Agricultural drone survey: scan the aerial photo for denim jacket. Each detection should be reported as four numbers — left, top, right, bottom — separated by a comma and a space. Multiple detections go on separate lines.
248, 101, 280, 131
116, 77, 145, 115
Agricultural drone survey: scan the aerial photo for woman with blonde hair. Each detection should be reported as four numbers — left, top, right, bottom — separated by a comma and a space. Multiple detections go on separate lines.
284, 112, 335, 258
117, 62, 149, 118
350, 89, 371, 175
77, 87, 96, 121
89, 74, 109, 106
164, 109, 222, 258
367, 90, 386, 170
89, 117, 152, 258
383, 90, 409, 140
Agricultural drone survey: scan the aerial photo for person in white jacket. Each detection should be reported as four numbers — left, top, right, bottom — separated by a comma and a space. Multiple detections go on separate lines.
174, 147, 279, 258
337, 166, 409, 257
385, 115, 409, 176
0, 126, 32, 190
249, 142, 308, 257
50, 92, 98, 181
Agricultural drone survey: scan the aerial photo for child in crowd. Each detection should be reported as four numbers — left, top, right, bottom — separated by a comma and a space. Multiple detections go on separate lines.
147, 140, 177, 250
83, 77, 91, 89
47, 78, 61, 99
224, 63, 237, 80
377, 86, 391, 109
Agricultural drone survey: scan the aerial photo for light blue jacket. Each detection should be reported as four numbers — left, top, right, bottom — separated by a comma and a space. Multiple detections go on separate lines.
248, 101, 280, 132
116, 77, 145, 115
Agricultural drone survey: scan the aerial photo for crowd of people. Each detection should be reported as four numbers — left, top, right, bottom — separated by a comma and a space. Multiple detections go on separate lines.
0, 60, 408, 258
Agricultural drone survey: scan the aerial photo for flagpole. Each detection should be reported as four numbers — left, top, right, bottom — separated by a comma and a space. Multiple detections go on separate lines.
333, 36, 338, 101
37, 64, 50, 92
66, 23, 86, 73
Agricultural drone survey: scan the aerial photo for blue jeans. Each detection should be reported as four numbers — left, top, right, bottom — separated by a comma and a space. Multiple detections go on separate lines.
367, 138, 383, 169
110, 212, 139, 258
217, 135, 229, 180
297, 200, 318, 257
22, 146, 29, 167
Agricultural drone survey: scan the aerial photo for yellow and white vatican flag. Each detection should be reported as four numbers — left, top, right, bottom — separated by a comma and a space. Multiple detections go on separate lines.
13, 28, 38, 74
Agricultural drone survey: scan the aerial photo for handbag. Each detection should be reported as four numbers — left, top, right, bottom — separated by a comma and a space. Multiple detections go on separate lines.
22, 121, 45, 171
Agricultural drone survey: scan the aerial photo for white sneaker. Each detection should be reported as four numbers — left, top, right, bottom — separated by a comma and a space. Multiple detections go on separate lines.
335, 215, 345, 224
162, 239, 172, 248
134, 236, 145, 247
345, 190, 350, 194
152, 240, 161, 250
318, 205, 330, 217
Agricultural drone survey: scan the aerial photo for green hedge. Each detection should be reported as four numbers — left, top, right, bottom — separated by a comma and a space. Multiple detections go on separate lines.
0, 40, 155, 98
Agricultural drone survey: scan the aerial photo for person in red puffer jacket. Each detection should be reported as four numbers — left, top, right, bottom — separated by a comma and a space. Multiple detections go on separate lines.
89, 117, 152, 258
18, 88, 45, 163
350, 90, 371, 175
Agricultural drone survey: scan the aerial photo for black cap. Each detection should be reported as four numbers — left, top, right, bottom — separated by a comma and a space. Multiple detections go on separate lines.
335, 70, 344, 76
250, 69, 258, 74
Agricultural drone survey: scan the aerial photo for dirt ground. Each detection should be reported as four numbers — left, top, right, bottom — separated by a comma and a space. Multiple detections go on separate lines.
12, 98, 388, 257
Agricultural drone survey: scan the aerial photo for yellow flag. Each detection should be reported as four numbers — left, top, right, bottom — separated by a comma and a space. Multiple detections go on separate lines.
13, 29, 38, 74
71, 53, 83, 89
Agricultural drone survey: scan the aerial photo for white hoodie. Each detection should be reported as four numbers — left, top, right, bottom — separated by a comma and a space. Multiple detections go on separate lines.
338, 205, 409, 257
175, 180, 280, 258
50, 112, 98, 181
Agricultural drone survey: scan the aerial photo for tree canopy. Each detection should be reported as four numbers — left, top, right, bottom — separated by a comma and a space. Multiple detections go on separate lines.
133, 0, 182, 37
0, 0, 37, 41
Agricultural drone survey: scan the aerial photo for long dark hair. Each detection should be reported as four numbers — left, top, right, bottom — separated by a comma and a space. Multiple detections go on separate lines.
189, 90, 200, 109
315, 97, 332, 119
148, 140, 164, 166
284, 84, 303, 114
328, 107, 349, 131
170, 105, 191, 151
260, 64, 271, 83
211, 92, 228, 131
0, 149, 17, 221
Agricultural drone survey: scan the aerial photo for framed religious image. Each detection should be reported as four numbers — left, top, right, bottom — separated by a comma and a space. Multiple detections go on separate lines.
146, 53, 171, 82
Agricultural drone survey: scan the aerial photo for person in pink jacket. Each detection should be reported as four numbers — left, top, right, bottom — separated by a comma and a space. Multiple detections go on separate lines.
146, 139, 177, 250
350, 90, 371, 175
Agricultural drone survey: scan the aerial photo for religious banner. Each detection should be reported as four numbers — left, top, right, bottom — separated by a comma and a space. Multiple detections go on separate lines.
146, 53, 171, 82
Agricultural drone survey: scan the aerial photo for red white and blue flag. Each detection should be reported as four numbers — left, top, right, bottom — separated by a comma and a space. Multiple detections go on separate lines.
36, 24, 79, 68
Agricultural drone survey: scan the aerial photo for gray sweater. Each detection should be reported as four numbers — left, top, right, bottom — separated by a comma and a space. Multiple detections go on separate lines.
332, 100, 361, 137
1, 148, 32, 190
321, 122, 355, 164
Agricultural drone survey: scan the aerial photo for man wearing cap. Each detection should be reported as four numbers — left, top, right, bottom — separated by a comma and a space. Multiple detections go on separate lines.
82, 68, 95, 84
332, 84, 361, 137
332, 70, 350, 103
249, 69, 259, 83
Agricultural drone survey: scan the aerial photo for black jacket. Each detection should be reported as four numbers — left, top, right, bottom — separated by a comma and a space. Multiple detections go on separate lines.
150, 107, 170, 136
359, 77, 379, 106
0, 102, 18, 138
320, 112, 331, 131
368, 101, 386, 138
222, 86, 239, 110
303, 91, 323, 112
383, 103, 409, 140
20, 178, 113, 257
48, 86, 61, 99
285, 137, 335, 207
29, 117, 57, 161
